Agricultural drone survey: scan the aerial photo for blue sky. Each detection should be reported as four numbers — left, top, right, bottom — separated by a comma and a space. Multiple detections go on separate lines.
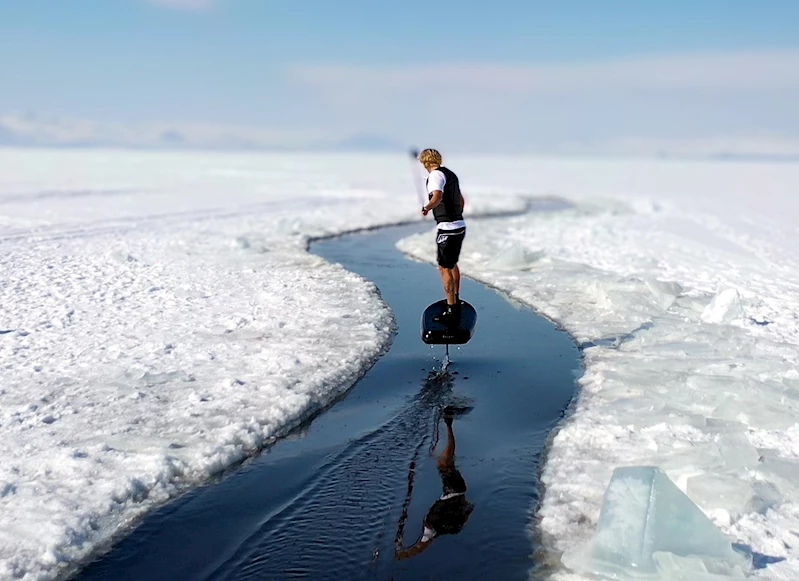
2, 0, 799, 151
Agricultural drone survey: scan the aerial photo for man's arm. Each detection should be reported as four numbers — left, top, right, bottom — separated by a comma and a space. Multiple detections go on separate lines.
422, 190, 443, 215
395, 537, 434, 560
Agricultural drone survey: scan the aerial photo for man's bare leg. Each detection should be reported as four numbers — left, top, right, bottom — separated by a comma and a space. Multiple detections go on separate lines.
453, 265, 461, 301
439, 266, 457, 305
437, 415, 456, 470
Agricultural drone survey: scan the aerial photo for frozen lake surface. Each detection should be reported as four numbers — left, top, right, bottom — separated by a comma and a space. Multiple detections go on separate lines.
1, 149, 798, 580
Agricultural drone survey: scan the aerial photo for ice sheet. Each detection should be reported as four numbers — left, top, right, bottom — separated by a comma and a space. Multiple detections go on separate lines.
3, 149, 799, 580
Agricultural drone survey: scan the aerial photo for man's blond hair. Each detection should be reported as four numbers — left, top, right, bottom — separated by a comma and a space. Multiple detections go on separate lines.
419, 148, 442, 169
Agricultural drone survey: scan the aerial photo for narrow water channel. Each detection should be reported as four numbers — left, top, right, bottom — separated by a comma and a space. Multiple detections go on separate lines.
75, 222, 580, 581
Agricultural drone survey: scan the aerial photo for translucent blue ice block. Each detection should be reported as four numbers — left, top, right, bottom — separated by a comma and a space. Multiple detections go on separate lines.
561, 466, 751, 580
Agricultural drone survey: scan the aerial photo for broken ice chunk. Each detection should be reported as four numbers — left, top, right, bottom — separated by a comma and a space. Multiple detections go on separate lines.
704, 418, 747, 435
756, 456, 799, 497
715, 433, 759, 472
653, 552, 747, 579
686, 474, 754, 515
561, 466, 751, 580
485, 243, 544, 271
713, 398, 796, 431
701, 289, 744, 324
645, 279, 683, 310
139, 370, 182, 386
746, 481, 782, 515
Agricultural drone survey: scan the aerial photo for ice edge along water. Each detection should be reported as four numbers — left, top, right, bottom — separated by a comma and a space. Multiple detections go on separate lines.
0, 236, 399, 581
2, 150, 799, 581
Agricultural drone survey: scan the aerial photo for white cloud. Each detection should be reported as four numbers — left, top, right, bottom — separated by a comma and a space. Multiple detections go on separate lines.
290, 50, 799, 94
146, 0, 215, 12
286, 50, 799, 152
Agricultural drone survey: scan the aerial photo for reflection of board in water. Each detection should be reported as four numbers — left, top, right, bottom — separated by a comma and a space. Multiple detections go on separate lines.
421, 299, 477, 345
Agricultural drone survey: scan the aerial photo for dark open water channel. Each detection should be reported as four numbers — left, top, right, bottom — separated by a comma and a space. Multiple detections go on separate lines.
75, 222, 580, 581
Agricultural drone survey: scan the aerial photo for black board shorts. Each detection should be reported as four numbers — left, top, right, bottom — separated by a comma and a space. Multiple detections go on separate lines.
436, 227, 466, 269
439, 464, 467, 497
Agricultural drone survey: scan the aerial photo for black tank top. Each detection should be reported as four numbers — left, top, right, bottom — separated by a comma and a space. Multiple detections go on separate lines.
427, 166, 464, 224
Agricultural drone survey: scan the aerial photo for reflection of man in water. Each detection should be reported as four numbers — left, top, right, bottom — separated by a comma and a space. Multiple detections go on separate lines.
396, 409, 475, 559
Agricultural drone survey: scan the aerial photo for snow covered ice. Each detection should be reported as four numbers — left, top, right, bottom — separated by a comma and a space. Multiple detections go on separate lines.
2, 149, 799, 580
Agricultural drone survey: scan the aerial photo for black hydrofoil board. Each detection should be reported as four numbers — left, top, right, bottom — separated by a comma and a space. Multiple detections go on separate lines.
421, 299, 477, 345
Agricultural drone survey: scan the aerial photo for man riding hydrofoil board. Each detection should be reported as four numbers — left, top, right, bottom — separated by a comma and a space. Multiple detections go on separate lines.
419, 148, 466, 326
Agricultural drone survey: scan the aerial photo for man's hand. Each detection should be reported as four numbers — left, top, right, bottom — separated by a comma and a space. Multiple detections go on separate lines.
424, 190, 442, 217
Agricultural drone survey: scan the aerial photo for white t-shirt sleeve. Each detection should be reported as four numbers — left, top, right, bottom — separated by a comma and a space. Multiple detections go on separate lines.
426, 170, 446, 194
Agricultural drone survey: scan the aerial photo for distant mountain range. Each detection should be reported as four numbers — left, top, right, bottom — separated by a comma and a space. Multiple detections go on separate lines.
0, 113, 405, 152
2, 113, 799, 161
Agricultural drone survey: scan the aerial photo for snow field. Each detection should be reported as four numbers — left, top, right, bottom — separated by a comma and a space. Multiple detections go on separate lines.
2, 148, 799, 580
